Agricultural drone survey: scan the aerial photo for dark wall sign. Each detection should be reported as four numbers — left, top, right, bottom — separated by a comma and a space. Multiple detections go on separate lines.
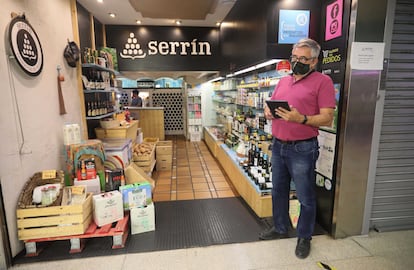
8, 15, 43, 76
105, 26, 221, 72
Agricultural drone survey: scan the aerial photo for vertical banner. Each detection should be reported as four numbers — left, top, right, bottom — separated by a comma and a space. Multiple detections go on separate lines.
325, 0, 343, 41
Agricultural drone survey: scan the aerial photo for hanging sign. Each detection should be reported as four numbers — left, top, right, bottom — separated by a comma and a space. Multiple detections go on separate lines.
8, 15, 44, 76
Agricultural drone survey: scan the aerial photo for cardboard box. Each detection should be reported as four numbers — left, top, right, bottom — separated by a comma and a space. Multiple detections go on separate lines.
130, 203, 155, 235
95, 120, 138, 141
102, 138, 132, 167
92, 191, 124, 227
124, 162, 155, 189
156, 141, 172, 156
74, 176, 101, 195
119, 182, 152, 210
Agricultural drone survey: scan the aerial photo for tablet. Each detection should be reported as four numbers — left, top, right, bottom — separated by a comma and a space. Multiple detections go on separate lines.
266, 100, 290, 118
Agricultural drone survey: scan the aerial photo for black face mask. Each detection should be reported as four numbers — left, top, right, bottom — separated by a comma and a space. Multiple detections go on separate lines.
292, 61, 311, 75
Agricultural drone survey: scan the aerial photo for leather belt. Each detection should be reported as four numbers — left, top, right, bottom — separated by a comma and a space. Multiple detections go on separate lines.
275, 137, 317, 145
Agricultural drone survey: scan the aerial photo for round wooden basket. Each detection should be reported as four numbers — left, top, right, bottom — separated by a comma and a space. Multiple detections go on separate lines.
17, 170, 65, 209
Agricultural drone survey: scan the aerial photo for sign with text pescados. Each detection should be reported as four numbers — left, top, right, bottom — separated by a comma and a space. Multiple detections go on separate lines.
105, 26, 222, 72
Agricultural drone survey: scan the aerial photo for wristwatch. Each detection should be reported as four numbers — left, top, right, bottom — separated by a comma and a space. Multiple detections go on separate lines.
302, 115, 308, 124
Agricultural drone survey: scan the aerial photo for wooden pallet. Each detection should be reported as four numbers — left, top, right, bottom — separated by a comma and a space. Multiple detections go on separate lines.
23, 213, 130, 256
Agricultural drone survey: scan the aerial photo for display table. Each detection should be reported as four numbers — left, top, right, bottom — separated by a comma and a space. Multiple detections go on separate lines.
204, 128, 272, 218
126, 107, 165, 140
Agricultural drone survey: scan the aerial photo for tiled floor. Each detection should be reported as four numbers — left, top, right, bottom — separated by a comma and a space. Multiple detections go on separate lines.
152, 136, 239, 202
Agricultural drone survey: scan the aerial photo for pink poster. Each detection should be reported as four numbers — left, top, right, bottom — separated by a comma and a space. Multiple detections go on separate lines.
325, 0, 343, 41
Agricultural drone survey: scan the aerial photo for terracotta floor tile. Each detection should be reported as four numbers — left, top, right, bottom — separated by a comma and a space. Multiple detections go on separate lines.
216, 189, 236, 198
191, 177, 207, 183
177, 192, 194, 200
177, 176, 191, 184
156, 178, 171, 185
194, 191, 212, 199
154, 184, 171, 192
170, 193, 177, 200
193, 182, 209, 191
209, 169, 225, 176
153, 193, 172, 202
211, 176, 228, 182
208, 182, 216, 190
157, 171, 172, 178
177, 168, 191, 176
213, 181, 231, 190
177, 183, 193, 191
190, 169, 205, 176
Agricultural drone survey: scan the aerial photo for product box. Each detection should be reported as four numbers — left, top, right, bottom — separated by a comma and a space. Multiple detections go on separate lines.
102, 138, 132, 167
119, 182, 152, 210
130, 203, 155, 235
92, 191, 124, 227
74, 176, 101, 195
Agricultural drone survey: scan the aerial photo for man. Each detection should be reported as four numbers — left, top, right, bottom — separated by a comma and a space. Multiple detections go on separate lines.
131, 90, 143, 107
259, 38, 336, 259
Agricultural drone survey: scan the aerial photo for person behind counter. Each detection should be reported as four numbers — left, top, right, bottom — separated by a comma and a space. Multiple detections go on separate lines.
259, 38, 336, 259
131, 90, 143, 107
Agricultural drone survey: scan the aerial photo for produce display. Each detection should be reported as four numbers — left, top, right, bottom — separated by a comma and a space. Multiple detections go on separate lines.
132, 142, 155, 160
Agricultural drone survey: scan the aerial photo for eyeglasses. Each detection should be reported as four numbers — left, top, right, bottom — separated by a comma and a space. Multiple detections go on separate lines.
289, 55, 315, 63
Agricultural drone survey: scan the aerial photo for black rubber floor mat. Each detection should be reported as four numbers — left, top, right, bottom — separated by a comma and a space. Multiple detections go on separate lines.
12, 197, 263, 264
13, 197, 325, 264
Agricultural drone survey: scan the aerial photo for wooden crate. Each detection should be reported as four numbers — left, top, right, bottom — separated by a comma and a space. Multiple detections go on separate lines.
135, 159, 156, 173
95, 120, 138, 141
134, 144, 155, 166
17, 193, 93, 240
156, 141, 172, 156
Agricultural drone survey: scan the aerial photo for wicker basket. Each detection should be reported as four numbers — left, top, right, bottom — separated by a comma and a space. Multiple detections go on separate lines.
17, 170, 65, 209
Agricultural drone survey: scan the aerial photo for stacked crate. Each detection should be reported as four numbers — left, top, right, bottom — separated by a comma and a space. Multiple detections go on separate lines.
156, 141, 173, 171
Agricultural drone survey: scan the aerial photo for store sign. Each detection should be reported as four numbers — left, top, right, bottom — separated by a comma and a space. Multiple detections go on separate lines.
325, 0, 343, 41
119, 33, 212, 60
278, 10, 310, 44
105, 26, 220, 71
8, 15, 43, 76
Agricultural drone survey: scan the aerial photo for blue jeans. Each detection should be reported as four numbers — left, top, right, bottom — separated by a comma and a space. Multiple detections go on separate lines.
271, 137, 319, 239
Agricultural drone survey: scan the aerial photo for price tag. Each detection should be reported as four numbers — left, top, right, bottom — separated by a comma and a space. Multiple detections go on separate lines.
42, 170, 57, 179
71, 186, 85, 195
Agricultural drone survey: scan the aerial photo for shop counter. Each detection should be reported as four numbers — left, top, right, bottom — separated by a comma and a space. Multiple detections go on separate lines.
216, 143, 272, 218
203, 127, 223, 157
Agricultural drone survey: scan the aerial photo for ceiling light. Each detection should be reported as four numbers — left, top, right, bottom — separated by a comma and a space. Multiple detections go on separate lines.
109, 13, 116, 18
216, 22, 221, 27
207, 76, 224, 83
175, 20, 182, 25
136, 20, 142, 24
228, 59, 281, 77
97, 0, 103, 3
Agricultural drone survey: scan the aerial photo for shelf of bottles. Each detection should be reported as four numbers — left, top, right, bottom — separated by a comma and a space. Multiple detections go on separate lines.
81, 61, 120, 120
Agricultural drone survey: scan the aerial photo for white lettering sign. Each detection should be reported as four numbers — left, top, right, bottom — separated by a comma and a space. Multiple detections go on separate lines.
120, 33, 212, 60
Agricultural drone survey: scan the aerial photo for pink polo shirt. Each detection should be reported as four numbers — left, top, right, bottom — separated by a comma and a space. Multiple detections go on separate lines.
271, 71, 336, 141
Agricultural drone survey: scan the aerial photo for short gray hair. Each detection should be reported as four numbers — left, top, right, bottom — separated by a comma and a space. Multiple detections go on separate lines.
293, 38, 321, 58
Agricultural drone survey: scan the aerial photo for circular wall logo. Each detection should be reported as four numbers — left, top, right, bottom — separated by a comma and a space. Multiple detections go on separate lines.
8, 15, 43, 76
